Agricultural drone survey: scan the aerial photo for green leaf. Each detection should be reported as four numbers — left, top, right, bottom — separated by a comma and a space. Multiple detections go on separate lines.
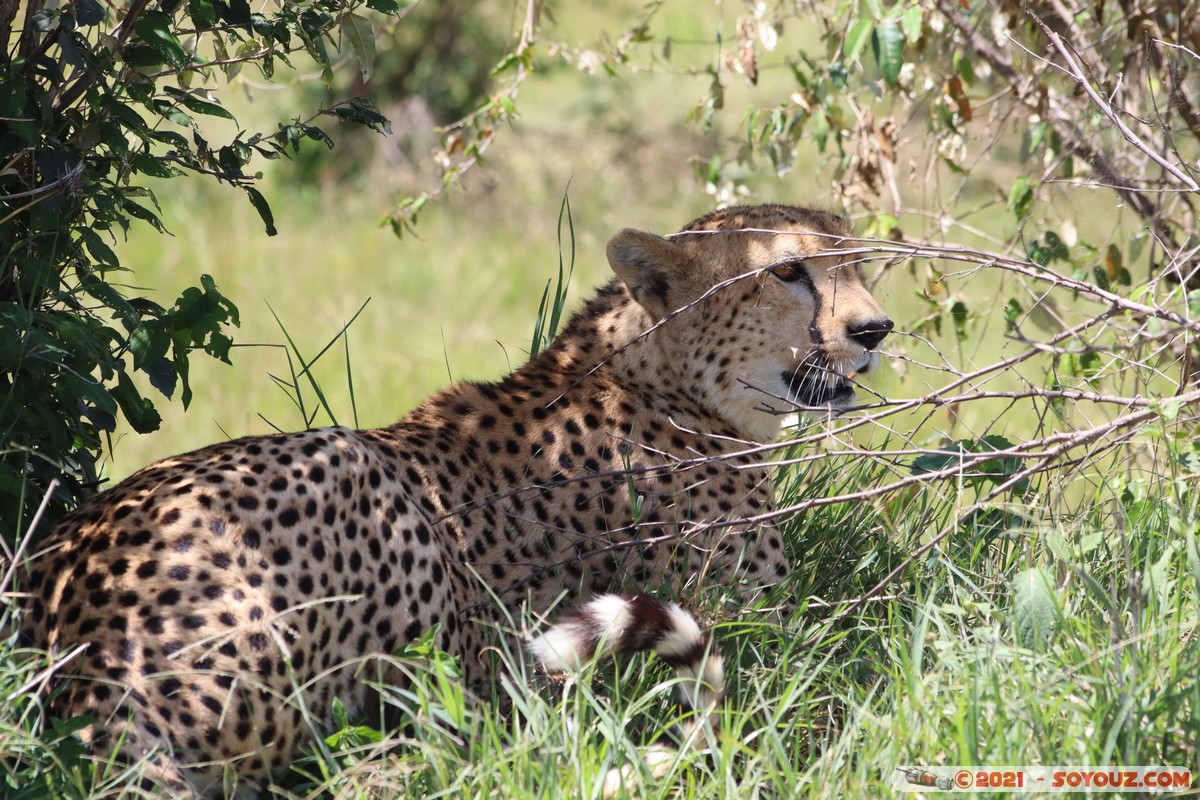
149, 129, 191, 150
1012, 568, 1061, 651
326, 722, 384, 748
844, 19, 872, 63
201, 274, 239, 326
123, 43, 166, 68
299, 9, 335, 86
150, 98, 194, 127
104, 99, 150, 135
130, 323, 170, 368
203, 330, 234, 362
327, 97, 391, 133
175, 345, 193, 408
901, 5, 923, 44
165, 87, 234, 119
1043, 230, 1068, 261
132, 152, 177, 178
31, 8, 56, 32
143, 357, 178, 399
133, 11, 188, 69
810, 107, 829, 152
302, 125, 334, 150
332, 698, 349, 731
341, 14, 376, 81
245, 187, 277, 236
1026, 120, 1050, 155
77, 228, 119, 268
1129, 230, 1148, 262
60, 373, 118, 418
911, 443, 966, 476
267, 19, 289, 47
121, 197, 165, 232
979, 434, 1016, 452
77, 0, 106, 26
216, 0, 252, 25
1008, 175, 1033, 219
1004, 298, 1023, 330
77, 271, 139, 320
213, 34, 241, 82
1079, 349, 1101, 378
490, 51, 522, 78
125, 77, 155, 104
173, 283, 220, 333
112, 372, 163, 433
365, 0, 400, 11
1028, 240, 1051, 266
950, 299, 968, 339
871, 22, 904, 87
250, 13, 275, 41
189, 0, 217, 27
216, 144, 244, 177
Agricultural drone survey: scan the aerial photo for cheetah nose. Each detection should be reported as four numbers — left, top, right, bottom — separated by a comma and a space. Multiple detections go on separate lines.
847, 319, 894, 351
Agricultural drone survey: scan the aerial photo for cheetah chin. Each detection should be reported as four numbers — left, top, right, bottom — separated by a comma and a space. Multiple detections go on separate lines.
781, 351, 882, 409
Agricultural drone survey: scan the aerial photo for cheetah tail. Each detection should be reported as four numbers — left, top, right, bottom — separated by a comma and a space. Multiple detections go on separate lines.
529, 593, 724, 718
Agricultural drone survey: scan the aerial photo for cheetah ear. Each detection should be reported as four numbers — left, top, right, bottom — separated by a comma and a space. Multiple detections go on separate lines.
606, 228, 689, 320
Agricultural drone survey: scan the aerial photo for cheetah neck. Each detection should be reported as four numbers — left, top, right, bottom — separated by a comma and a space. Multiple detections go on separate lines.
540, 279, 655, 380
400, 279, 764, 448
528, 279, 753, 440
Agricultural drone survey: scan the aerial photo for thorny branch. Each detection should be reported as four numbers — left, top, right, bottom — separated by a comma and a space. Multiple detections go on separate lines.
424, 3, 1200, 636
447, 229, 1198, 608
1023, 13, 1198, 193
933, 0, 1199, 278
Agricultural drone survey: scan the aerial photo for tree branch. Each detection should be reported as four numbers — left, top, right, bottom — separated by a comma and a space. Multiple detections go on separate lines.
1027, 11, 1199, 192
935, 0, 1177, 254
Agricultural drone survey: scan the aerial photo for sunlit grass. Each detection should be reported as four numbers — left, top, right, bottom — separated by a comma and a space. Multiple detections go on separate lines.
102, 177, 612, 480
6, 448, 1195, 798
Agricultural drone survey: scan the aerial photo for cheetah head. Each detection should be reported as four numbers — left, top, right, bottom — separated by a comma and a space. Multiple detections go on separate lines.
607, 204, 893, 442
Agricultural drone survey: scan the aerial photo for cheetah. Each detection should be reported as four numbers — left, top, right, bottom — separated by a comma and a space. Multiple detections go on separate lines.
19, 204, 892, 796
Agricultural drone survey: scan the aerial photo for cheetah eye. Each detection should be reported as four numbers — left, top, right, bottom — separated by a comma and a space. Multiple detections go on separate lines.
769, 261, 810, 285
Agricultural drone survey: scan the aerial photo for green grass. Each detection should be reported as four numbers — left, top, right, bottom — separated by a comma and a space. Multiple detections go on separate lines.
5, 447, 1197, 798
94, 179, 608, 480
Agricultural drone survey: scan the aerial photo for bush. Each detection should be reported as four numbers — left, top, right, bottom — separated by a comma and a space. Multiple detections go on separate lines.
0, 1, 399, 537
534, 0, 1200, 516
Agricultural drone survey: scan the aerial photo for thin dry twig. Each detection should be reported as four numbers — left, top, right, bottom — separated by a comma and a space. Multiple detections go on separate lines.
0, 478, 59, 599
1023, 13, 1199, 192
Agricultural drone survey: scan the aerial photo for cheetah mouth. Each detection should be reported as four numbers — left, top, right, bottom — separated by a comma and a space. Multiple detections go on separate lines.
780, 370, 857, 408
780, 355, 873, 409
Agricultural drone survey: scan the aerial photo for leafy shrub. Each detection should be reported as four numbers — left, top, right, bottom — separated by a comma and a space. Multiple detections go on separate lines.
0, 1, 397, 538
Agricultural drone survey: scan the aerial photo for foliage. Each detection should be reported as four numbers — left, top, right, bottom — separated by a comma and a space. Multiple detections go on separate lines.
280, 0, 514, 187
0, 1, 399, 537
390, 2, 1200, 481
366, 0, 511, 124
528, 191, 575, 359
